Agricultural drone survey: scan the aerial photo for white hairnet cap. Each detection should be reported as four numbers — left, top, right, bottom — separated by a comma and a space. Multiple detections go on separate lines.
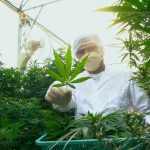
73, 33, 104, 56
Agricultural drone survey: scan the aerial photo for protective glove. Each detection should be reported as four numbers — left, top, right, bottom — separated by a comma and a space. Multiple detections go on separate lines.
45, 81, 72, 106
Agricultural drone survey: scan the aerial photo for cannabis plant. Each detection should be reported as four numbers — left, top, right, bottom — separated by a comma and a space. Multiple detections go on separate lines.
48, 110, 122, 150
97, 0, 150, 34
47, 45, 91, 89
0, 67, 23, 99
118, 33, 141, 67
0, 97, 73, 150
49, 110, 150, 150
97, 0, 150, 96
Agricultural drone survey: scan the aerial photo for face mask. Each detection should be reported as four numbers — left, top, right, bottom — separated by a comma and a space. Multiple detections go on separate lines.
80, 52, 103, 72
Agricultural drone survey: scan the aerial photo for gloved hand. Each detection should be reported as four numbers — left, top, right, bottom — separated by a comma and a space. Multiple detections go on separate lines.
45, 81, 72, 106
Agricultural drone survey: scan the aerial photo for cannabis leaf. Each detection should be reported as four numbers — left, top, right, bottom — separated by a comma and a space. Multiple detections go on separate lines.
47, 45, 91, 89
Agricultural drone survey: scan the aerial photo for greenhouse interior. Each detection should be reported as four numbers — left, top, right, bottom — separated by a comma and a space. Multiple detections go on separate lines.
0, 0, 150, 150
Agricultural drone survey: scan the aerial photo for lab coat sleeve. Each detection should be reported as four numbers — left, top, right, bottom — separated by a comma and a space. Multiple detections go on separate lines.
129, 80, 150, 124
52, 90, 77, 112
17, 52, 33, 69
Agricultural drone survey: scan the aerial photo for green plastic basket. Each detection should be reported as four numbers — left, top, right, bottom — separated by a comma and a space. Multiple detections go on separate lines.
35, 134, 138, 150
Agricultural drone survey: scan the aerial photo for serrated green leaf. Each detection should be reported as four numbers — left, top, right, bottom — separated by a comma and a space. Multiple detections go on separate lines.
47, 69, 63, 82
65, 45, 72, 78
66, 83, 76, 89
70, 55, 88, 81
131, 53, 140, 61
135, 25, 150, 34
116, 23, 129, 35
53, 50, 66, 79
52, 83, 65, 87
71, 77, 92, 84
121, 53, 128, 62
125, 0, 145, 10
97, 6, 139, 13
108, 13, 141, 28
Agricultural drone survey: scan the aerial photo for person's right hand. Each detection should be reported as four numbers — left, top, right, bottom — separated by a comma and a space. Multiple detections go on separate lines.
45, 83, 72, 106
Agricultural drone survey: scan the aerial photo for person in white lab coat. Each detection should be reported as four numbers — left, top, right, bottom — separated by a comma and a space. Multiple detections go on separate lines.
45, 33, 150, 123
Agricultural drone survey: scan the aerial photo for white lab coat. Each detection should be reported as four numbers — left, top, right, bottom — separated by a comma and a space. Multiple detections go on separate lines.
52, 67, 150, 123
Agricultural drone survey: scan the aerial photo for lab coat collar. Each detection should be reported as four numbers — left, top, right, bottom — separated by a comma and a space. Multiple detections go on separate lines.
85, 66, 110, 81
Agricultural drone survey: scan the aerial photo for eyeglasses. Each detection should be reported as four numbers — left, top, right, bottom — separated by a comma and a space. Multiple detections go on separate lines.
76, 44, 101, 59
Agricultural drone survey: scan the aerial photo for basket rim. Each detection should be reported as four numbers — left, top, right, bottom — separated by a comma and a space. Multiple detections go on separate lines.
35, 133, 138, 146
